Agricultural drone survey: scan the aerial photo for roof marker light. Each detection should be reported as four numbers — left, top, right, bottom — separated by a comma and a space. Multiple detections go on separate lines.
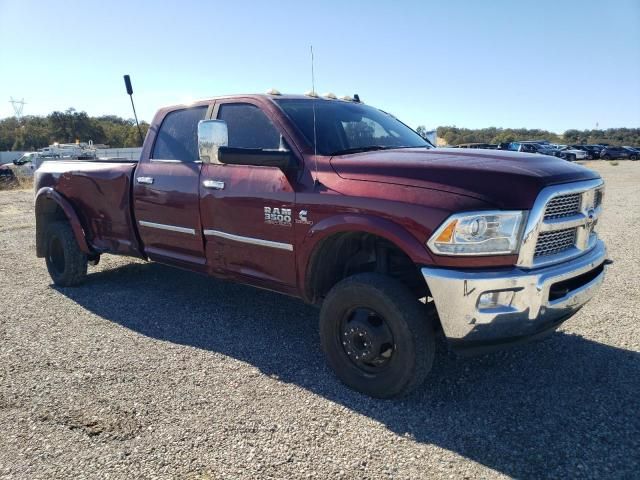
323, 92, 337, 99
266, 88, 281, 95
340, 95, 354, 101
305, 90, 319, 98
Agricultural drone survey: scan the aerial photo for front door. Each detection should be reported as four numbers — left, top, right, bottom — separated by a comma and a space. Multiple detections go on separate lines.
200, 101, 297, 288
134, 105, 208, 269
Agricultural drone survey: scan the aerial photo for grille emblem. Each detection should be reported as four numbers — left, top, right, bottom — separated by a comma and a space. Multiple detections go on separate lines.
585, 208, 596, 232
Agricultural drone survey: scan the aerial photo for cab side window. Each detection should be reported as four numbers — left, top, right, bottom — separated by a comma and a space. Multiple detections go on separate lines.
217, 103, 281, 150
152, 106, 207, 162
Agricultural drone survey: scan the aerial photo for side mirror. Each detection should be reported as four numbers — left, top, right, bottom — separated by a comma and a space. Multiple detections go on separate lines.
198, 120, 228, 163
218, 147, 293, 170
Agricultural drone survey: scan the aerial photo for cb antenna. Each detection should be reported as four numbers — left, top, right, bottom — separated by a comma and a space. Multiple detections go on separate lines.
310, 45, 320, 186
123, 75, 144, 145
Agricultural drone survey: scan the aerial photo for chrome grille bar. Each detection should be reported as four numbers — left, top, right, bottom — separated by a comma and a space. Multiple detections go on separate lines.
544, 193, 582, 220
516, 179, 604, 269
535, 228, 577, 257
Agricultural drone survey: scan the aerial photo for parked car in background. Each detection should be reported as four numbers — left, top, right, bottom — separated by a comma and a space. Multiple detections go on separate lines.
622, 147, 639, 160
12, 152, 41, 176
600, 146, 633, 160
555, 146, 588, 162
570, 145, 600, 160
505, 142, 546, 154
13, 152, 38, 166
587, 145, 605, 158
453, 143, 497, 149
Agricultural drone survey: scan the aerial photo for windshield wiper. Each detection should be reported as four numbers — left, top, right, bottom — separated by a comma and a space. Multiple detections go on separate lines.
329, 145, 390, 156
330, 145, 426, 156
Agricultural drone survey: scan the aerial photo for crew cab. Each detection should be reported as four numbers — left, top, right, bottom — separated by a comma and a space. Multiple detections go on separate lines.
34, 93, 610, 398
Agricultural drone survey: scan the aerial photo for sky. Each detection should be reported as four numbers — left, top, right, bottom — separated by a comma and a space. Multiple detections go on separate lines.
0, 0, 639, 132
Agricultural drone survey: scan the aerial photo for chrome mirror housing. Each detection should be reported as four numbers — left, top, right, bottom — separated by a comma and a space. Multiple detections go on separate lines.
198, 120, 228, 163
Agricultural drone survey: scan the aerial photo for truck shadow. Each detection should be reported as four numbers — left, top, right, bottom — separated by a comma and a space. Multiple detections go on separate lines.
55, 261, 639, 478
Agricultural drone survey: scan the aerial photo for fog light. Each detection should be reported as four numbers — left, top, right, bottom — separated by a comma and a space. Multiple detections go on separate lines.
477, 290, 515, 310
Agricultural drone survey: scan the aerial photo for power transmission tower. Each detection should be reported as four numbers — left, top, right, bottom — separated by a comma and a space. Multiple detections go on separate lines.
9, 97, 26, 119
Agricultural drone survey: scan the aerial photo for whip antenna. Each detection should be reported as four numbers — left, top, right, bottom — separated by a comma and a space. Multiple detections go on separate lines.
123, 74, 144, 146
310, 45, 319, 185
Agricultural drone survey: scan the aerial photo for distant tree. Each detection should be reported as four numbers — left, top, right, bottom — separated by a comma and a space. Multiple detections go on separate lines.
12, 116, 50, 150
437, 126, 564, 146
0, 117, 19, 150
415, 125, 428, 139
48, 108, 106, 144
124, 122, 150, 147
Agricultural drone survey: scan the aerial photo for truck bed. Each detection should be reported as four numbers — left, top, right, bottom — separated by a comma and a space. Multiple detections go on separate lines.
35, 160, 142, 257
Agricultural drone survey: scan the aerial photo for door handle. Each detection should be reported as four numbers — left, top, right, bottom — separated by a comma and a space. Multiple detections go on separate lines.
202, 179, 225, 190
136, 176, 154, 185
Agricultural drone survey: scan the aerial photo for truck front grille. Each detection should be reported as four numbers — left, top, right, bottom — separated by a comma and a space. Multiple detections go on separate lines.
534, 228, 577, 257
544, 193, 582, 220
517, 179, 604, 268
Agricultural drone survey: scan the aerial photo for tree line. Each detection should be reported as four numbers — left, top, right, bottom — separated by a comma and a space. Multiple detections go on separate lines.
1, 108, 638, 151
0, 109, 150, 151
422, 126, 640, 146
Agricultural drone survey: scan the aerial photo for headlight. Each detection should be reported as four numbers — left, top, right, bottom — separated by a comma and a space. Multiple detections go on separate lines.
427, 211, 527, 255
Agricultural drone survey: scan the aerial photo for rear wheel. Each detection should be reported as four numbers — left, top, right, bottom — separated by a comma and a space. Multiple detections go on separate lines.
319, 273, 435, 398
602, 154, 611, 160
45, 221, 88, 286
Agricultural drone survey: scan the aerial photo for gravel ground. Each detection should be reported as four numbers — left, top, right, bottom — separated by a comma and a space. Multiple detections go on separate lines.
0, 161, 638, 479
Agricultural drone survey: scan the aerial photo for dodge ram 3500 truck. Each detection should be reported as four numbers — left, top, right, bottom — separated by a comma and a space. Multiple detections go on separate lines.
34, 93, 609, 398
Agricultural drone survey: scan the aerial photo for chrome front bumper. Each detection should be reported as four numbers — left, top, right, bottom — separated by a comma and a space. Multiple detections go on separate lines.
422, 241, 608, 351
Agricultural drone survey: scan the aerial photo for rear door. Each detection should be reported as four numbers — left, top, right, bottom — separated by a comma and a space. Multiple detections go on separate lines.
134, 105, 208, 269
199, 101, 298, 288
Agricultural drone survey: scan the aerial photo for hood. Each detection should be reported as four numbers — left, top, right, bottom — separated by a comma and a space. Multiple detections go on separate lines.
330, 147, 600, 209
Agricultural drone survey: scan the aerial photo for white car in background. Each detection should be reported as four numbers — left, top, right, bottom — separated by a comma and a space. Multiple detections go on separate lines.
11, 152, 41, 176
554, 146, 588, 162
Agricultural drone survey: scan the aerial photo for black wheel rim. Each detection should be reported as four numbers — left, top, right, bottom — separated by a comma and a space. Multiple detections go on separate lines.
48, 236, 65, 275
339, 307, 395, 373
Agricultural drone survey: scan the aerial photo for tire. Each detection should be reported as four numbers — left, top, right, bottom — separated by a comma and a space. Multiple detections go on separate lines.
45, 221, 88, 286
319, 273, 436, 398
602, 155, 611, 160
568, 154, 576, 162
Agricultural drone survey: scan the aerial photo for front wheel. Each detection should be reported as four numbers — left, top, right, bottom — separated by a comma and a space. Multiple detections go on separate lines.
45, 221, 88, 287
319, 273, 436, 398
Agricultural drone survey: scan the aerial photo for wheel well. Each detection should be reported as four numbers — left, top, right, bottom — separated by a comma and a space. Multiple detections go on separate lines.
36, 198, 68, 257
305, 232, 429, 304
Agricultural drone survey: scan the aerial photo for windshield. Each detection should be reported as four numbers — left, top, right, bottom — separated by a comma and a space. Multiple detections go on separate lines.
274, 98, 429, 156
15, 153, 34, 163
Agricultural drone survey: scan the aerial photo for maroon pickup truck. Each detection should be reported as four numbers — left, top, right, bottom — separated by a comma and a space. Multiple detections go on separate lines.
34, 93, 609, 397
